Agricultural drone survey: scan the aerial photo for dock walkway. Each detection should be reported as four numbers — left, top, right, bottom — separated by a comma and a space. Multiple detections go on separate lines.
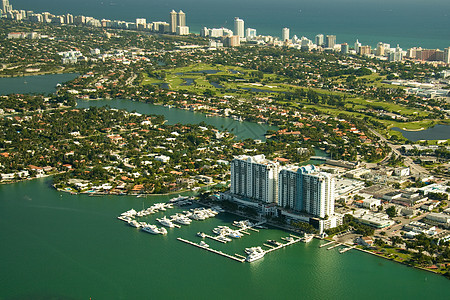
264, 237, 302, 254
177, 238, 245, 263
319, 241, 335, 248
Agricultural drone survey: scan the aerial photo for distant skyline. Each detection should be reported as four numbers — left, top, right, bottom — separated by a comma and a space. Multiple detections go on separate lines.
9, 0, 450, 49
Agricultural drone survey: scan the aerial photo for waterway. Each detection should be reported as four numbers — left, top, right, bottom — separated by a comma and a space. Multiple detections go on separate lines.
76, 99, 277, 141
0, 73, 79, 95
392, 125, 450, 142
1, 178, 449, 299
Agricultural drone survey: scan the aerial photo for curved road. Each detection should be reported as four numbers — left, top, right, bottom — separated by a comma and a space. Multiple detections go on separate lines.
369, 128, 429, 175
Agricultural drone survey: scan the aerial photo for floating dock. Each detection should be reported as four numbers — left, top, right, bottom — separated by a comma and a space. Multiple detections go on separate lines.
177, 238, 245, 263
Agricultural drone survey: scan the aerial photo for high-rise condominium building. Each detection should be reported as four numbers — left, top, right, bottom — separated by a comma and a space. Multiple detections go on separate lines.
315, 34, 324, 46
282, 28, 290, 42
230, 155, 279, 203
1, 0, 12, 16
278, 165, 335, 219
359, 45, 371, 55
246, 28, 257, 39
177, 10, 185, 27
376, 42, 385, 56
354, 39, 361, 54
326, 35, 336, 49
445, 47, 450, 64
234, 17, 245, 38
341, 43, 349, 54
169, 10, 177, 33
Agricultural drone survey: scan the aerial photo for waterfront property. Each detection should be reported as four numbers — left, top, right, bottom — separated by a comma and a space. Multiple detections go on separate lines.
227, 154, 341, 233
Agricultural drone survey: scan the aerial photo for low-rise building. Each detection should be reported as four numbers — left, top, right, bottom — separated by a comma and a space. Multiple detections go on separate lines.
352, 209, 395, 228
357, 236, 374, 247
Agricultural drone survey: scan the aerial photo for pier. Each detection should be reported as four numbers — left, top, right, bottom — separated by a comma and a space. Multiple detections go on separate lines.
203, 233, 227, 244
320, 241, 335, 248
264, 236, 302, 254
327, 243, 342, 250
339, 246, 356, 254
177, 238, 245, 263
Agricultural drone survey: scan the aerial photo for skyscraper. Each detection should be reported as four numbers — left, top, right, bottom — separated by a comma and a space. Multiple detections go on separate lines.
359, 45, 371, 55
282, 28, 290, 42
315, 34, 324, 46
246, 28, 257, 39
234, 17, 244, 38
230, 155, 279, 203
169, 10, 177, 33
354, 39, 361, 54
177, 10, 185, 27
341, 43, 349, 54
376, 42, 385, 56
326, 35, 336, 49
2, 0, 12, 15
278, 165, 335, 218
389, 45, 403, 62
444, 47, 450, 64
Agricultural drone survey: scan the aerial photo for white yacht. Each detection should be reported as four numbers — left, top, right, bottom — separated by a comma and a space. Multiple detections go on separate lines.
156, 217, 175, 228
199, 241, 209, 248
227, 231, 243, 239
301, 235, 314, 243
141, 225, 160, 234
245, 247, 264, 255
128, 220, 141, 228
246, 251, 265, 262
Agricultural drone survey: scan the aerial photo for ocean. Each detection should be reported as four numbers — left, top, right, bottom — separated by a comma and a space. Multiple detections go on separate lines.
11, 0, 450, 49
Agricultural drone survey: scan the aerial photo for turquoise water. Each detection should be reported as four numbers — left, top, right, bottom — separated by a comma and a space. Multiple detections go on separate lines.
76, 99, 277, 141
392, 125, 450, 141
12, 0, 450, 49
0, 178, 449, 299
0, 73, 79, 95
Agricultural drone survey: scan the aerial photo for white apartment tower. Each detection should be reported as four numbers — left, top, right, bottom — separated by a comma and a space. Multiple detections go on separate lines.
246, 28, 257, 39
315, 34, 324, 46
354, 39, 361, 53
234, 17, 245, 38
169, 10, 177, 33
282, 27, 290, 42
445, 47, 450, 64
2, 0, 12, 15
278, 165, 335, 219
230, 155, 279, 203
177, 10, 186, 27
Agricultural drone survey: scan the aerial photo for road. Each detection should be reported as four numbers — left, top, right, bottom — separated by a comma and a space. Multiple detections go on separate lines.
369, 128, 429, 175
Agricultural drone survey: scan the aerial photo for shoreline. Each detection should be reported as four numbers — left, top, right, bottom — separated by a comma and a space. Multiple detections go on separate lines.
320, 237, 447, 279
